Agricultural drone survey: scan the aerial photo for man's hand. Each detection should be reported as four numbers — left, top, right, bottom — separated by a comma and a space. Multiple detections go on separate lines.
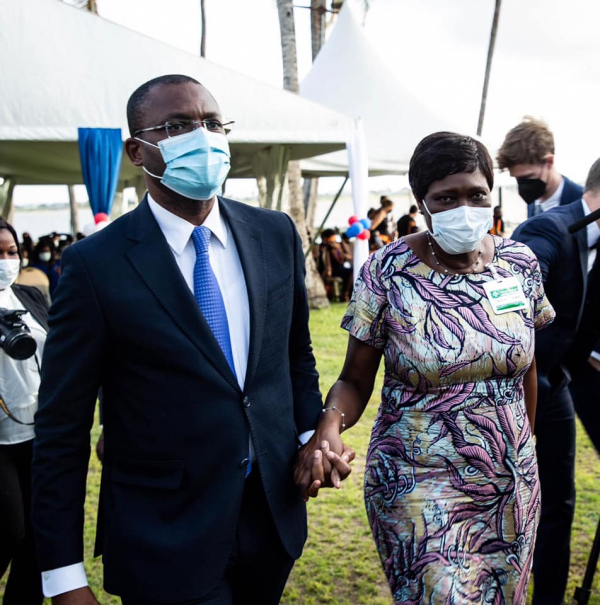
294, 424, 355, 501
53, 586, 100, 605
588, 356, 600, 372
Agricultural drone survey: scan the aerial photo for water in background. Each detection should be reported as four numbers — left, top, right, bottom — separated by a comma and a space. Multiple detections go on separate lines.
12, 184, 528, 243
12, 207, 95, 240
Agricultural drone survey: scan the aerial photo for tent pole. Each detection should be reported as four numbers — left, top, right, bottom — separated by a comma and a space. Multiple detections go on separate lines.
305, 174, 348, 259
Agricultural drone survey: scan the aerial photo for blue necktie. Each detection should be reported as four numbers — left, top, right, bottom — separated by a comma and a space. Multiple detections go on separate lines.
192, 226, 251, 476
192, 226, 236, 375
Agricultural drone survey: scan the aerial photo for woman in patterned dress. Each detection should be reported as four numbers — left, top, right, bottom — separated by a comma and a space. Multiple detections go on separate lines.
311, 133, 555, 604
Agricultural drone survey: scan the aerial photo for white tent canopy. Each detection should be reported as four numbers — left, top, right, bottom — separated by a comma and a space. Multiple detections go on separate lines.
300, 2, 451, 177
0, 0, 351, 188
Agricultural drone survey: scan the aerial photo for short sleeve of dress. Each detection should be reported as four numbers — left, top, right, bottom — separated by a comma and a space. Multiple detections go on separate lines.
341, 252, 387, 349
529, 253, 555, 331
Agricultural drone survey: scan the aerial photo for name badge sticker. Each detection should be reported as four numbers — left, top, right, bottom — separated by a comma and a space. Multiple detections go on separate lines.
482, 276, 528, 315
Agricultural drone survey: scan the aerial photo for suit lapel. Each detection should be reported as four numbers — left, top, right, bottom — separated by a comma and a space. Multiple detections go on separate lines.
219, 198, 267, 391
126, 198, 240, 392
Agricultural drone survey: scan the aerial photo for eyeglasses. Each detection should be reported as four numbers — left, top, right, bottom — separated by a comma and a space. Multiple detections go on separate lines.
134, 118, 234, 138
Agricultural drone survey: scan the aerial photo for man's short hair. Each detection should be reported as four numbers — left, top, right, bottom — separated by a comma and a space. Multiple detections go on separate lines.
409, 204, 418, 214
585, 158, 600, 193
497, 116, 555, 170
127, 74, 202, 136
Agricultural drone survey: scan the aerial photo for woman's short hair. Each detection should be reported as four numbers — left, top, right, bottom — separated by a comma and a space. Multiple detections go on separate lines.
408, 132, 494, 202
0, 217, 22, 261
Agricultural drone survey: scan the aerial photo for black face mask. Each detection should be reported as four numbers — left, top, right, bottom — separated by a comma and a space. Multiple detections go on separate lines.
516, 177, 547, 205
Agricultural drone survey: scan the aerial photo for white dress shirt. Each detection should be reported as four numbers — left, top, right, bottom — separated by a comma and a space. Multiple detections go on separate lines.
148, 194, 251, 387
534, 176, 564, 214
42, 196, 314, 596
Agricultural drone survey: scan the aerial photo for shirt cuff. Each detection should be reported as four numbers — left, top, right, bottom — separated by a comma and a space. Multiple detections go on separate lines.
591, 351, 600, 362
42, 562, 88, 597
298, 430, 315, 447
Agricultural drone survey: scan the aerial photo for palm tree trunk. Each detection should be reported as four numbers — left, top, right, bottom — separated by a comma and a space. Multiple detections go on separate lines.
304, 0, 327, 240
477, 0, 502, 136
276, 0, 329, 308
277, 0, 299, 92
200, 0, 207, 57
310, 0, 326, 61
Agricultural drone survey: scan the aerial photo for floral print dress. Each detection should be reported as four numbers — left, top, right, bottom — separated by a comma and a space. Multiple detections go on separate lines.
342, 236, 555, 605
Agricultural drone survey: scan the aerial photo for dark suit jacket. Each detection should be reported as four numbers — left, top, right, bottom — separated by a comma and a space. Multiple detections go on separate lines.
11, 283, 49, 331
526, 175, 583, 218
31, 197, 323, 601
512, 200, 589, 404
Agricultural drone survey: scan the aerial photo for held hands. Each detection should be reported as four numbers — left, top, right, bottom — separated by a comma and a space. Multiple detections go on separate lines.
53, 587, 100, 605
294, 417, 355, 501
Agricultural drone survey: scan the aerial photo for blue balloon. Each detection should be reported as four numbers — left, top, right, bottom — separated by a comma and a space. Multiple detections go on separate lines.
346, 222, 365, 238
360, 217, 372, 229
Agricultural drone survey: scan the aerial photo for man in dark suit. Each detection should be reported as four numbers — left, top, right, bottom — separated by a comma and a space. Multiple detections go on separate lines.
497, 117, 583, 218
31, 74, 351, 605
512, 158, 600, 605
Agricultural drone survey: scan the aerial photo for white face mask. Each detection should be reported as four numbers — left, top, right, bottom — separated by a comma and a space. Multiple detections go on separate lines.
21, 258, 29, 268
423, 202, 492, 255
0, 259, 21, 289
39, 252, 52, 262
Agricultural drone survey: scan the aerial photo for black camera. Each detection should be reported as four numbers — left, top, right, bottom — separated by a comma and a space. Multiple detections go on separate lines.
0, 308, 37, 360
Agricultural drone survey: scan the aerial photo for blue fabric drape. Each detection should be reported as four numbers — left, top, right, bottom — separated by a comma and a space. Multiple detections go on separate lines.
78, 128, 123, 216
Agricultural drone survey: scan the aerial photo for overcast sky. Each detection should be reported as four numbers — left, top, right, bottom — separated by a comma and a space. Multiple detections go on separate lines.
15, 0, 600, 209
93, 0, 600, 184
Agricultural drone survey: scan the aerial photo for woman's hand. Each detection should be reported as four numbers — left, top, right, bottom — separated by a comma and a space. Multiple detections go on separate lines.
294, 336, 382, 501
294, 419, 355, 501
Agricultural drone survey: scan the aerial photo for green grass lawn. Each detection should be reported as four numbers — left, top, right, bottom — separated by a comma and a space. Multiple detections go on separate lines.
3, 303, 599, 604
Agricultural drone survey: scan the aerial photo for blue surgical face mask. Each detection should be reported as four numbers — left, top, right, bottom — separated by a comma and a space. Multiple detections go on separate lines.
136, 127, 231, 201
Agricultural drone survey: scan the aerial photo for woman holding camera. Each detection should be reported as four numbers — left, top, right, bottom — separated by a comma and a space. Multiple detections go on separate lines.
0, 218, 48, 604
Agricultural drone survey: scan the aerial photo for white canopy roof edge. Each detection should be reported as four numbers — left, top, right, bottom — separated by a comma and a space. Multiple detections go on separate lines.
300, 0, 452, 177
0, 0, 352, 185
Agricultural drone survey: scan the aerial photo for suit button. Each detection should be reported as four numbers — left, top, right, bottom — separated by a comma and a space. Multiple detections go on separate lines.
239, 458, 249, 469
243, 396, 251, 408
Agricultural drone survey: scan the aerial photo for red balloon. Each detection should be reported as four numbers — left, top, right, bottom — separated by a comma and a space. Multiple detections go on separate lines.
94, 212, 109, 224
357, 229, 370, 240
348, 215, 359, 226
